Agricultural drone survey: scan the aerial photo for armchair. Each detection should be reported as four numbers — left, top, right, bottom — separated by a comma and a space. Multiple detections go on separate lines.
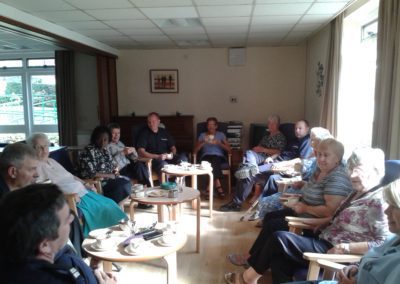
193, 121, 232, 194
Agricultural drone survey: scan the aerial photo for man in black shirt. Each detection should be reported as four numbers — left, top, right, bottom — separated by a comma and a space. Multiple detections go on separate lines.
137, 112, 187, 178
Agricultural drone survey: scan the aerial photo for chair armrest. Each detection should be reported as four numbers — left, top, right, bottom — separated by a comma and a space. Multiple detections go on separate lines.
317, 259, 346, 273
83, 178, 103, 194
304, 252, 362, 263
285, 216, 319, 223
64, 193, 78, 216
288, 221, 314, 231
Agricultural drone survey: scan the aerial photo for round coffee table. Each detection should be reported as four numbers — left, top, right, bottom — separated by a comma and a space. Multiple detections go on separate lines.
161, 166, 214, 218
83, 228, 187, 284
130, 186, 201, 252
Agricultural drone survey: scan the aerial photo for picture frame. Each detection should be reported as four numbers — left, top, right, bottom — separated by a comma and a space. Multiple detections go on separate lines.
149, 69, 179, 93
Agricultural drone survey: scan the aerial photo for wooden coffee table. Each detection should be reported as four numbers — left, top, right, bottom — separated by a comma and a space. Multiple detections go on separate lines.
161, 166, 214, 218
130, 186, 201, 252
83, 228, 187, 284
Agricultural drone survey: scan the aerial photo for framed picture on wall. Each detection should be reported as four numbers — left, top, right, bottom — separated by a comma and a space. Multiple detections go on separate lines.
149, 69, 179, 93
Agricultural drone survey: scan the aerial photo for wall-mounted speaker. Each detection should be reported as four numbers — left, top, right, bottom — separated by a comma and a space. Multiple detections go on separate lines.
228, 47, 246, 66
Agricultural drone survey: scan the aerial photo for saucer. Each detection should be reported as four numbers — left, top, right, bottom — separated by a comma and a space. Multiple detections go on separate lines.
90, 242, 114, 251
88, 228, 126, 239
124, 242, 154, 255
157, 237, 179, 247
147, 190, 166, 197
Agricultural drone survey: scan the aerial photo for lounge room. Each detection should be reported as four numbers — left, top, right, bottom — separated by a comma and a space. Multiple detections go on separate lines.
0, 0, 400, 283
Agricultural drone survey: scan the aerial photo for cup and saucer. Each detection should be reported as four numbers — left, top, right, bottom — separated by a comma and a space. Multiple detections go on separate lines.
157, 233, 179, 247
124, 239, 154, 255
91, 236, 115, 251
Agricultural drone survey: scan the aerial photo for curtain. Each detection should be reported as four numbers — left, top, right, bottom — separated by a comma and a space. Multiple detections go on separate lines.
55, 50, 77, 146
372, 0, 400, 159
319, 14, 344, 137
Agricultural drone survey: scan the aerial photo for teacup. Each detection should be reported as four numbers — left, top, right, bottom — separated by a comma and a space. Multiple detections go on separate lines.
207, 134, 214, 142
166, 153, 173, 159
201, 161, 211, 168
132, 184, 144, 191
161, 234, 176, 245
286, 197, 300, 206
95, 235, 114, 249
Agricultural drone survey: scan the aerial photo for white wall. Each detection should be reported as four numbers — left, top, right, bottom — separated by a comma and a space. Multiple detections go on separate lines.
116, 47, 307, 148
74, 52, 99, 145
305, 25, 331, 127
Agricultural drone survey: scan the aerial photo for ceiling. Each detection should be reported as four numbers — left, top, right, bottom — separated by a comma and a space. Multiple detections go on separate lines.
0, 0, 355, 51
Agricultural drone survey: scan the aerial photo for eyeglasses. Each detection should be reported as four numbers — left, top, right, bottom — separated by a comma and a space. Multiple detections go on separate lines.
35, 144, 49, 151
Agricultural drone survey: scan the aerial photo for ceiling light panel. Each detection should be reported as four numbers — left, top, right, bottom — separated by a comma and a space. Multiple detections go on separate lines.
130, 0, 193, 7
162, 27, 206, 35
140, 7, 198, 19
64, 0, 133, 9
34, 10, 95, 22
1, 0, 74, 11
198, 5, 252, 17
307, 2, 348, 14
85, 9, 146, 20
104, 19, 156, 29
254, 3, 312, 15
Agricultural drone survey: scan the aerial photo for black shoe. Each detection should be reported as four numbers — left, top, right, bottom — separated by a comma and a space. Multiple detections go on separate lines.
219, 201, 241, 212
137, 203, 154, 209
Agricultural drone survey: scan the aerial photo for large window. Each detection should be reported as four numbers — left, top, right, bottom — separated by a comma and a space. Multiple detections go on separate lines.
337, 0, 379, 158
0, 53, 58, 144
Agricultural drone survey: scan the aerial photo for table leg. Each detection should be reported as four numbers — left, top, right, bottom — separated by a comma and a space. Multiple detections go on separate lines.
103, 261, 112, 273
161, 172, 166, 183
163, 252, 177, 284
129, 200, 135, 221
157, 204, 165, 222
208, 172, 213, 218
191, 175, 197, 189
170, 204, 177, 221
196, 196, 200, 253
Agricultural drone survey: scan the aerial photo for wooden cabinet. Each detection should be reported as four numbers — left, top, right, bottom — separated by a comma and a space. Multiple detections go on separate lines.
113, 115, 194, 154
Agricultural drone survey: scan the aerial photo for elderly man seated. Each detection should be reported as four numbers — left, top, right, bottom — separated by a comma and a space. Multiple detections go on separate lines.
219, 119, 312, 212
0, 183, 117, 283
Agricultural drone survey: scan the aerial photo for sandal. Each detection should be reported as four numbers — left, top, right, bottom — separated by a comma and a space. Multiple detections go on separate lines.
227, 253, 250, 268
224, 272, 245, 284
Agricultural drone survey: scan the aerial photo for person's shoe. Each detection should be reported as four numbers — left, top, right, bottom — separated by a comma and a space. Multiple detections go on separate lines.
247, 210, 260, 221
137, 203, 154, 209
219, 201, 241, 212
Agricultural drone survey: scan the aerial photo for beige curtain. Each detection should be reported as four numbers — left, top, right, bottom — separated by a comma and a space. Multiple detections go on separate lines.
372, 0, 400, 159
319, 14, 344, 137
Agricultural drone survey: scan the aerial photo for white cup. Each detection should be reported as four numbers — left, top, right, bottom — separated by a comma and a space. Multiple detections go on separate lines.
132, 184, 144, 191
96, 236, 114, 249
286, 197, 300, 206
166, 153, 173, 159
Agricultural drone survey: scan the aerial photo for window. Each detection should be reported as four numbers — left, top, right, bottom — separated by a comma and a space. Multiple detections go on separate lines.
337, 0, 379, 158
0, 53, 59, 144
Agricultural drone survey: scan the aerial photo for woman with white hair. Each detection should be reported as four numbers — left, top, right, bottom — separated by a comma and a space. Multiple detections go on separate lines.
27, 133, 127, 237
224, 147, 390, 284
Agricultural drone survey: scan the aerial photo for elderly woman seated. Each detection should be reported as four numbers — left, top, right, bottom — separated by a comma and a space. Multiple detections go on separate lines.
27, 133, 127, 237
287, 179, 400, 284
224, 147, 390, 284
194, 117, 231, 198
78, 125, 132, 206
251, 127, 332, 221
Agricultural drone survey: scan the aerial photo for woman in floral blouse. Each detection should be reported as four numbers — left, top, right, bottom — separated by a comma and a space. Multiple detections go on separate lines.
224, 147, 390, 284
78, 125, 132, 206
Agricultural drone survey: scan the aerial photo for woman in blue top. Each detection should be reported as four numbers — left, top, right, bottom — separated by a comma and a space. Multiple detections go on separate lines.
194, 117, 231, 198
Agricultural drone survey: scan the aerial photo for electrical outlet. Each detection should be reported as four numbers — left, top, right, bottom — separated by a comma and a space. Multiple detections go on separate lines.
230, 96, 238, 103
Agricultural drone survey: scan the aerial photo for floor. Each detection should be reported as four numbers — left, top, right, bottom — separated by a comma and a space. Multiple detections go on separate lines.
106, 192, 272, 284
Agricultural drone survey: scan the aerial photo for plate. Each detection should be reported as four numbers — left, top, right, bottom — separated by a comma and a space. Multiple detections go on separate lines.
147, 190, 166, 197
90, 242, 114, 252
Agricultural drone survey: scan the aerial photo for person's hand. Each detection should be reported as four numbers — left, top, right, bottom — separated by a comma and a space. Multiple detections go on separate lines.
337, 265, 358, 284
94, 269, 118, 284
292, 181, 305, 189
252, 146, 264, 153
123, 147, 134, 155
292, 202, 307, 214
327, 243, 349, 254
159, 153, 167, 160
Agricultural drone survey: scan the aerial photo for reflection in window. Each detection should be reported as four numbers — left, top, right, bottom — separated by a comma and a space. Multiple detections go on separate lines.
0, 76, 24, 125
